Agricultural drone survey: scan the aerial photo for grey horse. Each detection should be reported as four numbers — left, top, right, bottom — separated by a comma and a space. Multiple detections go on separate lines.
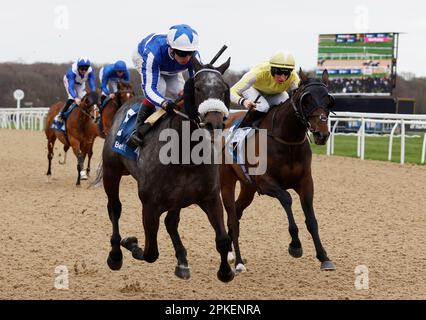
99, 56, 236, 282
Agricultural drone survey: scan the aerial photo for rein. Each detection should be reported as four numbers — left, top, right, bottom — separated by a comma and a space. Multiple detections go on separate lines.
77, 103, 99, 122
267, 81, 330, 146
268, 107, 308, 146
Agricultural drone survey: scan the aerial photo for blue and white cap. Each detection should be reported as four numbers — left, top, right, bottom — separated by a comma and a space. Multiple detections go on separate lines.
77, 57, 91, 68
167, 24, 199, 51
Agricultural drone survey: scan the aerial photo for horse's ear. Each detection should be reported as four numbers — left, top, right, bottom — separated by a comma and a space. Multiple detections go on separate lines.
216, 57, 231, 75
183, 78, 197, 119
191, 55, 203, 73
299, 68, 309, 83
322, 69, 330, 86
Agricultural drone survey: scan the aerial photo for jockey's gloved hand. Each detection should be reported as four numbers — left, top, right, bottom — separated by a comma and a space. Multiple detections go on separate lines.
161, 100, 177, 115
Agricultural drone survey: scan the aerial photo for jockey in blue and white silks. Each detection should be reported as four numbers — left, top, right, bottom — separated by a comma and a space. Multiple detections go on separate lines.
99, 60, 130, 104
59, 57, 96, 120
128, 24, 201, 147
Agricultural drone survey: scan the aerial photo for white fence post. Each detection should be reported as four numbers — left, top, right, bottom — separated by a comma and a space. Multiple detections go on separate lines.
388, 122, 399, 161
360, 118, 365, 160
400, 119, 405, 164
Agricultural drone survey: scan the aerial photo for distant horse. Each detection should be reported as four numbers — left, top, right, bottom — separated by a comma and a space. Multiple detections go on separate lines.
221, 69, 336, 273
45, 92, 100, 185
98, 81, 135, 138
52, 82, 134, 167
100, 56, 236, 282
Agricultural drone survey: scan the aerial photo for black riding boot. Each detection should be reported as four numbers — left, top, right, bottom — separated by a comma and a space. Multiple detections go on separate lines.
239, 109, 265, 128
101, 95, 107, 105
59, 99, 75, 121
127, 103, 155, 148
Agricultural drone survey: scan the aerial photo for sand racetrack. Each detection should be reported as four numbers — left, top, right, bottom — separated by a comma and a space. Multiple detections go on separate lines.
0, 129, 425, 300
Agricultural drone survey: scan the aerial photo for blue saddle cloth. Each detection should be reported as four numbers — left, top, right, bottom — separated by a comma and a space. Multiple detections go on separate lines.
112, 103, 141, 161
51, 103, 78, 134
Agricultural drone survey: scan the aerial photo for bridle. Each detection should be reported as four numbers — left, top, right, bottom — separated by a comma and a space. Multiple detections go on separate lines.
269, 81, 334, 145
78, 99, 100, 123
290, 81, 333, 131
175, 68, 228, 128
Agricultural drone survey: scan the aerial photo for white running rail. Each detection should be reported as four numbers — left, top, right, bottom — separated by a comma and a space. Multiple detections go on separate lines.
0, 108, 49, 131
327, 112, 426, 164
2, 108, 426, 165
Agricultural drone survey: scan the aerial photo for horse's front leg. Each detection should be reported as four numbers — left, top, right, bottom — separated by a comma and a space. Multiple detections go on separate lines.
165, 209, 190, 280
104, 161, 124, 270
69, 137, 84, 186
86, 142, 94, 177
46, 136, 56, 177
296, 176, 335, 271
258, 175, 303, 258
199, 194, 234, 283
221, 166, 246, 274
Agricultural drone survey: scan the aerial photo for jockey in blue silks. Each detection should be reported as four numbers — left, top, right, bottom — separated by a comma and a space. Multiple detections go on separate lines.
59, 57, 96, 121
99, 60, 130, 104
128, 24, 201, 147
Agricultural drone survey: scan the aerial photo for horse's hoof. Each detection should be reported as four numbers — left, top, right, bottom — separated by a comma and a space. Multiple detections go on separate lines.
235, 263, 247, 274
131, 247, 144, 260
227, 251, 235, 264
217, 269, 235, 283
120, 237, 138, 249
107, 255, 123, 271
321, 260, 336, 271
175, 265, 191, 280
288, 245, 303, 258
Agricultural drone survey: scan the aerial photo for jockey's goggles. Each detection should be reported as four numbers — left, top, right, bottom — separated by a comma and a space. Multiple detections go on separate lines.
174, 49, 194, 58
79, 66, 89, 71
271, 67, 292, 77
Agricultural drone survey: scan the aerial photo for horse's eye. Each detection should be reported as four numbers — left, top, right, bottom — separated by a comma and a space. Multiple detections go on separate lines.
195, 86, 201, 92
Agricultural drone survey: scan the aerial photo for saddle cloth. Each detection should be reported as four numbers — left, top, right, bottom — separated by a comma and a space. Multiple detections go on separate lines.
224, 119, 256, 164
112, 103, 141, 161
51, 102, 78, 134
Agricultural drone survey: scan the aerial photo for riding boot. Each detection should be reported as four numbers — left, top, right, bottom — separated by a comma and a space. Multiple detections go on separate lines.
59, 99, 74, 121
239, 109, 265, 128
101, 95, 107, 105
127, 103, 155, 148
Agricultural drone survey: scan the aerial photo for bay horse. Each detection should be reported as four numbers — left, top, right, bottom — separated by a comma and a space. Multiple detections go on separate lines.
98, 81, 135, 138
58, 82, 135, 166
99, 56, 236, 282
45, 92, 100, 186
221, 69, 336, 273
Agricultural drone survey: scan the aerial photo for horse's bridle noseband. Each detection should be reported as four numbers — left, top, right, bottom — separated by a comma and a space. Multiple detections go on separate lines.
290, 82, 333, 132
176, 68, 229, 127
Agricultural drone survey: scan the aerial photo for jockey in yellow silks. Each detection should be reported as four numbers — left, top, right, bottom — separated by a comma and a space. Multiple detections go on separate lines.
230, 51, 300, 127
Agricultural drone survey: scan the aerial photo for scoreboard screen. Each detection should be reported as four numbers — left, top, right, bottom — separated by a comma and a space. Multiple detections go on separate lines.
317, 33, 397, 96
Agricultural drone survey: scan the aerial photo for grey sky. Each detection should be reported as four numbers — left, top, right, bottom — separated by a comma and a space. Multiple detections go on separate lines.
2, 0, 426, 76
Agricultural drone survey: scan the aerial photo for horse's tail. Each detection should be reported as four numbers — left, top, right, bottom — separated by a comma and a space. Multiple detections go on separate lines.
89, 159, 103, 188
